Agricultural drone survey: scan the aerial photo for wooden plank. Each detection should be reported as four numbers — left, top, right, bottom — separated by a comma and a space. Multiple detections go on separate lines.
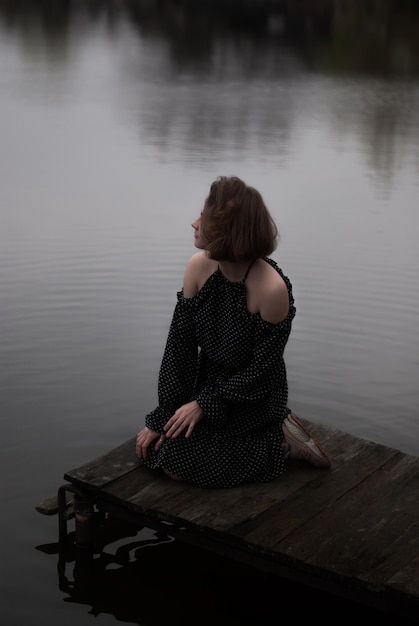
64, 437, 140, 488
35, 491, 74, 516
101, 448, 335, 532
105, 470, 206, 514
232, 431, 398, 549
274, 452, 419, 586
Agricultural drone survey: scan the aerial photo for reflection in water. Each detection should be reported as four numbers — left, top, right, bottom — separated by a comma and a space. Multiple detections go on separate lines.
36, 515, 418, 625
1, 0, 418, 190
2, 0, 419, 76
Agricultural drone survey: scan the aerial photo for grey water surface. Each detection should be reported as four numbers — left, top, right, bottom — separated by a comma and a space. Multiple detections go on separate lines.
1, 1, 419, 624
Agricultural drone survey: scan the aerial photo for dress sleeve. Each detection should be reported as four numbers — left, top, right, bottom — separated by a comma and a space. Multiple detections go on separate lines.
196, 317, 293, 421
145, 291, 198, 432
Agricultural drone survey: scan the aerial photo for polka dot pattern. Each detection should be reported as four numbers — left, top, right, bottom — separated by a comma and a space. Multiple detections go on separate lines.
143, 257, 296, 488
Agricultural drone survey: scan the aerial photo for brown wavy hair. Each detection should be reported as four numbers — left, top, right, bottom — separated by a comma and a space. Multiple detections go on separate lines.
200, 176, 278, 261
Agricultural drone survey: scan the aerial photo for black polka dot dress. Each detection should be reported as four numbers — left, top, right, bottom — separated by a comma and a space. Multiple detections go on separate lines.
143, 257, 296, 488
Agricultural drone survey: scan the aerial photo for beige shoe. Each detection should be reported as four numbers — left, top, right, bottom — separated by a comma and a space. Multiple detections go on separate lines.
283, 413, 331, 469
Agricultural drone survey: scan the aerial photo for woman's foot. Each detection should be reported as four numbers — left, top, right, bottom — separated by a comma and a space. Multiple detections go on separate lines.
283, 413, 331, 469
162, 468, 184, 481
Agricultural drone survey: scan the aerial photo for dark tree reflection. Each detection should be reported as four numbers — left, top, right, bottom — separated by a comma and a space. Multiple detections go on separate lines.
1, 0, 419, 75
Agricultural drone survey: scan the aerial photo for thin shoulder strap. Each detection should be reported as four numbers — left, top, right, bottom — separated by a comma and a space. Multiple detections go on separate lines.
243, 258, 256, 282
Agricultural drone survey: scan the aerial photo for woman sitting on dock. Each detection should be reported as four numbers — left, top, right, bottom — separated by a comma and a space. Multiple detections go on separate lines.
136, 175, 331, 488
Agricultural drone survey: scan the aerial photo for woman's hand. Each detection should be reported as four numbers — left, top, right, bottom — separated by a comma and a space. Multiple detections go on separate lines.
164, 400, 203, 439
136, 426, 162, 460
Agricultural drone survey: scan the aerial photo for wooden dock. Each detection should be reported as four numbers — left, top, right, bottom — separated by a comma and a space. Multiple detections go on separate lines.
37, 418, 419, 622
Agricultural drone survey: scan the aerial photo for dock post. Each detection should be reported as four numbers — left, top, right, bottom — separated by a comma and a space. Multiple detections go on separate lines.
57, 484, 95, 549
74, 497, 94, 549
57, 485, 71, 542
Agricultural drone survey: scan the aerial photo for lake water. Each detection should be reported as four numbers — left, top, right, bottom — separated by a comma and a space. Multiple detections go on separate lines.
1, 1, 419, 624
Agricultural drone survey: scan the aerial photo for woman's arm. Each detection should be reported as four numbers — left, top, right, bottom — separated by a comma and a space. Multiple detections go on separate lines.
195, 320, 292, 421
145, 293, 199, 432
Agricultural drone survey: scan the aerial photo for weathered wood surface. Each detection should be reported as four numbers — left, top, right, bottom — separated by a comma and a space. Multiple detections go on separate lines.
52, 419, 419, 620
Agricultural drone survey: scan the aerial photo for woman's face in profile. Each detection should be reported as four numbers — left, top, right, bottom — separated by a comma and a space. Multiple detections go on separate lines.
191, 211, 205, 249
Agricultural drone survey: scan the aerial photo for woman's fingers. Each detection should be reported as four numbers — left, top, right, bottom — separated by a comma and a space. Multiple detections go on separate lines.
154, 434, 166, 451
164, 401, 203, 439
136, 427, 159, 459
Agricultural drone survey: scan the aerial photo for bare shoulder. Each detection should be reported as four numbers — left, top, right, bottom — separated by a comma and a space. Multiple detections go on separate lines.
247, 259, 290, 324
183, 252, 218, 298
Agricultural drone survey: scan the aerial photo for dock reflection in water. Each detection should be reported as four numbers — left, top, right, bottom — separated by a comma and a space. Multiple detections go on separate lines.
36, 516, 417, 625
